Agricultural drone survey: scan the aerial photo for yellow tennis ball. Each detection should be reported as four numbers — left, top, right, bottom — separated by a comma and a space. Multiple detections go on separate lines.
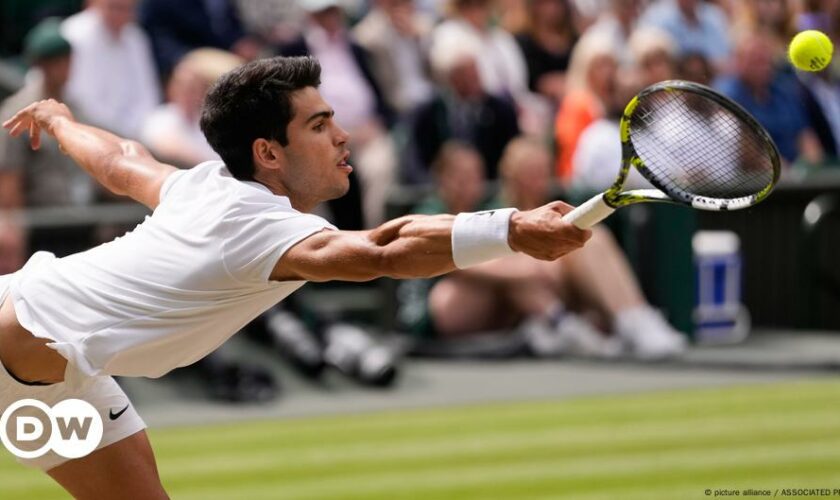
789, 30, 834, 72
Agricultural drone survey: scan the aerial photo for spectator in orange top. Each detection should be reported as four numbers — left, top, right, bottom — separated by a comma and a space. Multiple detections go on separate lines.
553, 32, 617, 182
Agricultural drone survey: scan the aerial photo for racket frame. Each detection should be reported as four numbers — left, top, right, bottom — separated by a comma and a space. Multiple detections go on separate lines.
565, 80, 781, 229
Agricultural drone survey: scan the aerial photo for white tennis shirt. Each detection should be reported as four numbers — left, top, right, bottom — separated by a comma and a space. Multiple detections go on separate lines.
9, 161, 335, 378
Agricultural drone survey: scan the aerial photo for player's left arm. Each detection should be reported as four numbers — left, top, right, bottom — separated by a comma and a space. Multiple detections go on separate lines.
2, 99, 176, 210
272, 203, 592, 282
272, 214, 456, 282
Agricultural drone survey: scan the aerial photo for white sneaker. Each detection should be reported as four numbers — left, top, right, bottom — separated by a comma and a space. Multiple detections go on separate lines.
518, 315, 564, 357
555, 313, 623, 358
614, 307, 688, 360
519, 313, 621, 359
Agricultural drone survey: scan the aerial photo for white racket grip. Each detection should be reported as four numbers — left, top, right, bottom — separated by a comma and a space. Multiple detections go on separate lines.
563, 194, 615, 229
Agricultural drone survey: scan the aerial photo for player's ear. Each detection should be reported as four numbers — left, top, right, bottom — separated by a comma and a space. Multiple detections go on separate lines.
252, 138, 286, 172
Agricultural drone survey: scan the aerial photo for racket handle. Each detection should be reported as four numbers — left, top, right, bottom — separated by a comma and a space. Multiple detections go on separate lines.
563, 193, 615, 229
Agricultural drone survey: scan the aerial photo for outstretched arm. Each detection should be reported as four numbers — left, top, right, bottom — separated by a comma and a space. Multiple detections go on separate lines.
273, 201, 592, 282
2, 99, 176, 209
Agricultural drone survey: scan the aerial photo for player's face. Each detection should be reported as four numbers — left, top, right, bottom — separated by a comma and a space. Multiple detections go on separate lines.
281, 87, 352, 208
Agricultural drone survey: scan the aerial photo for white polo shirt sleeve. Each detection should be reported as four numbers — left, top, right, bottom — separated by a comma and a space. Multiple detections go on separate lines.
222, 210, 335, 283
159, 167, 189, 201
218, 180, 336, 283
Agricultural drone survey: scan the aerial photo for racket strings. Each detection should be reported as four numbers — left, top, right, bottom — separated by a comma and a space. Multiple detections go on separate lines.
635, 95, 771, 196
629, 90, 775, 200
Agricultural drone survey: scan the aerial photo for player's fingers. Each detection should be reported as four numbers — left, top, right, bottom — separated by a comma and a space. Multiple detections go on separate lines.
564, 227, 592, 244
7, 119, 28, 137
555, 225, 592, 254
547, 200, 576, 216
30, 121, 41, 150
2, 105, 31, 129
2, 114, 18, 129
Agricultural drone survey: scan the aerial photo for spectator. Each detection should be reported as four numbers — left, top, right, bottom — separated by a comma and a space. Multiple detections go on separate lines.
678, 51, 715, 85
638, 0, 731, 70
716, 30, 823, 165
730, 0, 796, 55
628, 27, 677, 86
279, 0, 397, 227
515, 0, 580, 105
434, 0, 528, 101
492, 136, 686, 359
553, 31, 617, 182
396, 141, 509, 339
409, 34, 520, 182
416, 141, 490, 215
139, 0, 262, 77
353, 0, 435, 116
585, 0, 643, 66
432, 0, 551, 133
61, 0, 161, 139
0, 18, 95, 209
141, 48, 244, 167
571, 69, 650, 191
399, 139, 687, 359
233, 0, 305, 46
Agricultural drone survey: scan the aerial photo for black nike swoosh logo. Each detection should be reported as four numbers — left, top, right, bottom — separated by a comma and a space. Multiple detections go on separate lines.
109, 405, 129, 420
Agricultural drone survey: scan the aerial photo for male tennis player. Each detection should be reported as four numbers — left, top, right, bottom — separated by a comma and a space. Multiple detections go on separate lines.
0, 56, 591, 498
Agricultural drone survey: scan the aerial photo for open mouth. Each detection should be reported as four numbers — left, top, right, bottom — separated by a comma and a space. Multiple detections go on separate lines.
337, 152, 352, 172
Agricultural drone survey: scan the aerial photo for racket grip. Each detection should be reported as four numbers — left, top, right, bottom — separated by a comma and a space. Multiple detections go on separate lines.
563, 193, 615, 229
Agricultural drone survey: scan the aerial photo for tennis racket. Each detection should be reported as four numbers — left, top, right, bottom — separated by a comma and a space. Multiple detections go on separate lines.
564, 80, 781, 229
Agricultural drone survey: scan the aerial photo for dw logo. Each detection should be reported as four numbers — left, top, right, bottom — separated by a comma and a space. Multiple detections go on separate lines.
0, 399, 103, 459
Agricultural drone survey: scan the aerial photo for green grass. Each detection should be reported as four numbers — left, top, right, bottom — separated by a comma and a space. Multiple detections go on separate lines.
2, 379, 840, 499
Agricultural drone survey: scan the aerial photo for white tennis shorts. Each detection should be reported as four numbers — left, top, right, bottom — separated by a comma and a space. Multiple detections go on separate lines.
0, 274, 146, 471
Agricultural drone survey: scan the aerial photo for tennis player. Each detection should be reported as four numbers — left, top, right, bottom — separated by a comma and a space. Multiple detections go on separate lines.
0, 56, 591, 498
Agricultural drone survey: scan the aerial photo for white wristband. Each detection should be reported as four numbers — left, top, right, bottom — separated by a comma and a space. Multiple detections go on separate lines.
451, 208, 518, 269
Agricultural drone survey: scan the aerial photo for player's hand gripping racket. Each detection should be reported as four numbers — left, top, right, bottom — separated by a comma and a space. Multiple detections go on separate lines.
564, 80, 781, 228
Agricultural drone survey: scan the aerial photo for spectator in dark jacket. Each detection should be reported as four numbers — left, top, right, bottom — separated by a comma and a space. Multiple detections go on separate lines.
715, 30, 823, 165
139, 0, 260, 77
408, 32, 519, 183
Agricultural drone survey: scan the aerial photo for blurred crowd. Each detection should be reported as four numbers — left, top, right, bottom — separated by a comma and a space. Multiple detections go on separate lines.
0, 0, 839, 400
2, 1, 839, 213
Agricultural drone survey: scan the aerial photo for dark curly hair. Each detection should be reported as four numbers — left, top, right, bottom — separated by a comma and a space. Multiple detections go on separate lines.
200, 56, 321, 180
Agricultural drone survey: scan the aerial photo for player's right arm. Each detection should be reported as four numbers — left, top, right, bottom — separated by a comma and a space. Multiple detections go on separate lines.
2, 99, 176, 210
272, 201, 592, 282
